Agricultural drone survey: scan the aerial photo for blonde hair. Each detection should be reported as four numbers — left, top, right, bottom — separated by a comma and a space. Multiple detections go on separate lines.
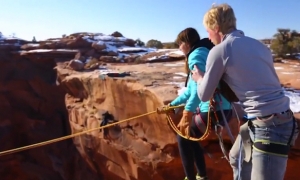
203, 3, 236, 34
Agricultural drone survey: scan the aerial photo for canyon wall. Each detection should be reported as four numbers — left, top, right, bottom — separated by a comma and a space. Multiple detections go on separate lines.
0, 51, 100, 180
0, 33, 299, 180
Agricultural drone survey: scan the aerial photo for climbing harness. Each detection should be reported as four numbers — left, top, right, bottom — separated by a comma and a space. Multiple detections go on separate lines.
250, 113, 297, 157
236, 109, 298, 180
157, 99, 215, 141
0, 104, 184, 157
157, 91, 237, 163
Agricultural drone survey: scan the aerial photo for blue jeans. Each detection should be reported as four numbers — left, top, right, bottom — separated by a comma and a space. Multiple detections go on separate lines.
229, 110, 299, 180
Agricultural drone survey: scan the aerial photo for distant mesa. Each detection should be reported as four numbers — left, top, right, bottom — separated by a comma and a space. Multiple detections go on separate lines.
0, 31, 185, 70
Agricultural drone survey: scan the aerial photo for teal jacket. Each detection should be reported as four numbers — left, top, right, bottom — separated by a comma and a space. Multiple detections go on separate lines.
170, 47, 231, 113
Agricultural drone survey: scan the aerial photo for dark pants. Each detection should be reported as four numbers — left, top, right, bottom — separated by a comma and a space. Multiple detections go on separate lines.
177, 110, 232, 180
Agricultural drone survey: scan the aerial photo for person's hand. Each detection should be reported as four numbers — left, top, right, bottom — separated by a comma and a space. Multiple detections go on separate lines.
157, 103, 174, 114
191, 65, 204, 82
177, 110, 193, 138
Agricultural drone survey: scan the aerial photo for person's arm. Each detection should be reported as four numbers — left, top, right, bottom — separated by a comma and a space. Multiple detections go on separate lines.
170, 87, 190, 106
197, 46, 226, 102
184, 76, 201, 111
184, 48, 208, 111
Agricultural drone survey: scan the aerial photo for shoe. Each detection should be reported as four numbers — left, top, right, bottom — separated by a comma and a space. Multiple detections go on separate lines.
196, 174, 209, 180
183, 174, 209, 180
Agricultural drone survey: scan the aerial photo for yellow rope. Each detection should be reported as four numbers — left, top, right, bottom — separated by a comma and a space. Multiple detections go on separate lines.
0, 105, 184, 157
159, 98, 219, 142
165, 107, 213, 141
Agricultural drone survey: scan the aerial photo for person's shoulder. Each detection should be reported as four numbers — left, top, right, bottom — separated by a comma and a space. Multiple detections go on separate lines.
208, 43, 225, 58
190, 47, 210, 57
188, 48, 209, 65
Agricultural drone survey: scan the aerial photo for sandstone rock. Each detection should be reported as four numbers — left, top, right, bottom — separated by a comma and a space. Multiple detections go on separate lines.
124, 55, 140, 63
99, 56, 118, 62
66, 36, 93, 49
123, 39, 136, 47
74, 52, 86, 63
68, 59, 85, 71
20, 49, 79, 61
111, 31, 124, 37
2, 32, 299, 180
4, 32, 185, 66
0, 37, 28, 51
0, 51, 99, 180
21, 43, 41, 50
92, 41, 106, 51
107, 51, 118, 56
86, 49, 96, 57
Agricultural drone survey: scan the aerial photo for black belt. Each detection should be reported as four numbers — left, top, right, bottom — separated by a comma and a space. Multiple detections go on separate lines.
248, 109, 291, 121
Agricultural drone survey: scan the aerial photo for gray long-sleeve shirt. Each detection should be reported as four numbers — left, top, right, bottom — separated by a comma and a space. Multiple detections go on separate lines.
197, 30, 290, 117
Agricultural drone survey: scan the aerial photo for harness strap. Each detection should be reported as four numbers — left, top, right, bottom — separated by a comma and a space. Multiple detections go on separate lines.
215, 124, 230, 162
237, 137, 243, 180
253, 140, 290, 157
252, 116, 296, 157
288, 117, 296, 146
239, 121, 252, 162
240, 114, 296, 161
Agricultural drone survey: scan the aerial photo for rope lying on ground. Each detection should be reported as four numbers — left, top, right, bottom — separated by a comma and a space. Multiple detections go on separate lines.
0, 104, 184, 157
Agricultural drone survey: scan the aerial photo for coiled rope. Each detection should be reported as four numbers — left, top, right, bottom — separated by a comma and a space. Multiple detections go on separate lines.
157, 99, 217, 142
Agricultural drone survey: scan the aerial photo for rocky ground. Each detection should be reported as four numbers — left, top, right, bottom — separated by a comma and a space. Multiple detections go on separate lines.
58, 59, 300, 180
0, 32, 299, 180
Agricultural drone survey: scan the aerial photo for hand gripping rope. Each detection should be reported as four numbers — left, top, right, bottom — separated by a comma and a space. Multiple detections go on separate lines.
156, 99, 217, 142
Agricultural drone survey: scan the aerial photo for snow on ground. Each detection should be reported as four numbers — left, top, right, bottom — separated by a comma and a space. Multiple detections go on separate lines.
284, 88, 300, 113
1, 32, 184, 62
148, 55, 169, 61
174, 72, 188, 77
82, 34, 156, 56
97, 66, 119, 75
165, 82, 185, 87
24, 43, 40, 47
164, 62, 185, 67
0, 32, 26, 42
281, 72, 294, 75
169, 50, 184, 56
25, 49, 79, 53
118, 47, 148, 52
157, 49, 175, 52
173, 76, 184, 79
274, 66, 284, 70
147, 50, 184, 61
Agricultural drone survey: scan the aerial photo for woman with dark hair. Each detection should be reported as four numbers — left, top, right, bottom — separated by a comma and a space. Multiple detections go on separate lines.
168, 27, 232, 180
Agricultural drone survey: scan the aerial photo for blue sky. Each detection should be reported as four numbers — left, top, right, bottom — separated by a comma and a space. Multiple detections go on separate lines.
1, 0, 299, 42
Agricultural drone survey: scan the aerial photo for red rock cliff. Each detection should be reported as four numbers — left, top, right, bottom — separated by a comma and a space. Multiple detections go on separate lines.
0, 43, 100, 179
0, 33, 299, 180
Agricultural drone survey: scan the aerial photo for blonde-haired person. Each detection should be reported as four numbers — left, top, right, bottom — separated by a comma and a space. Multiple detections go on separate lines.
191, 3, 298, 180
